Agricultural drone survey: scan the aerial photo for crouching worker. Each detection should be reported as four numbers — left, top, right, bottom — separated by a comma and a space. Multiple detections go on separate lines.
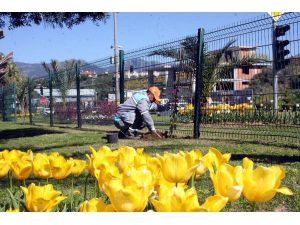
113, 86, 163, 139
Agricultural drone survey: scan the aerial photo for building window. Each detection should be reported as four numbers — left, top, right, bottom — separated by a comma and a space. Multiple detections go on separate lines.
242, 81, 249, 85
220, 68, 234, 79
242, 66, 250, 75
216, 82, 234, 91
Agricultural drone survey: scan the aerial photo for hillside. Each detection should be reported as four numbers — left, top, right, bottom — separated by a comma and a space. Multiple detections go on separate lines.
15, 58, 162, 78
15, 62, 48, 77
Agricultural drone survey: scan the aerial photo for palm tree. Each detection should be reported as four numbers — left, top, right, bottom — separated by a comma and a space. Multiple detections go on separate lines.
16, 76, 30, 124
150, 37, 268, 104
0, 61, 22, 86
41, 59, 77, 108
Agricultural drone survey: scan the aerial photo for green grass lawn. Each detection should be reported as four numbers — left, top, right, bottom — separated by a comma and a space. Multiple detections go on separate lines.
0, 121, 299, 212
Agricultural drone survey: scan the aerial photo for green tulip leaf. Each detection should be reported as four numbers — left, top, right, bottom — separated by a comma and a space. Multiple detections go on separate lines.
6, 189, 19, 209
61, 203, 68, 212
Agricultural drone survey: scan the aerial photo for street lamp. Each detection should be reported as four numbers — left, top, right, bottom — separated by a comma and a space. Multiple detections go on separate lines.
113, 12, 120, 104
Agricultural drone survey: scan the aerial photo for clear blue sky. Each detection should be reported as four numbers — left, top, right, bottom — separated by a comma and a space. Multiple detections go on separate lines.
0, 12, 265, 63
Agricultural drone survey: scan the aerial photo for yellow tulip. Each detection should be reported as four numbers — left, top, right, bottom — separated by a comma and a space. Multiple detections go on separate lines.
3, 149, 33, 163
146, 155, 162, 187
186, 149, 209, 178
96, 165, 120, 192
134, 148, 148, 168
70, 158, 86, 176
2, 149, 22, 162
33, 153, 52, 179
151, 185, 228, 212
151, 186, 202, 212
207, 147, 231, 171
157, 151, 199, 183
86, 146, 118, 176
210, 163, 243, 202
117, 146, 137, 171
242, 157, 293, 203
10, 159, 32, 180
21, 183, 66, 212
79, 198, 114, 212
200, 195, 229, 212
122, 166, 154, 195
0, 150, 10, 177
155, 177, 177, 190
6, 208, 20, 212
48, 152, 72, 180
105, 178, 150, 212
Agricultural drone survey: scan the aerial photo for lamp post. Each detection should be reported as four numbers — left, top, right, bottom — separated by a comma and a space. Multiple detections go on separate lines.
113, 12, 120, 104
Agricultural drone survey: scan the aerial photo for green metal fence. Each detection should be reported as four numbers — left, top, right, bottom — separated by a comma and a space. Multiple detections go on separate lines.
2, 12, 300, 147
199, 12, 300, 146
0, 83, 16, 122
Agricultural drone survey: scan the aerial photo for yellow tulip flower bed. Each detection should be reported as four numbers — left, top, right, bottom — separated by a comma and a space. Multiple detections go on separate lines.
178, 103, 253, 115
0, 146, 293, 212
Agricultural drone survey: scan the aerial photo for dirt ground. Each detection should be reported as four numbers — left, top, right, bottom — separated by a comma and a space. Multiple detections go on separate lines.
141, 131, 169, 140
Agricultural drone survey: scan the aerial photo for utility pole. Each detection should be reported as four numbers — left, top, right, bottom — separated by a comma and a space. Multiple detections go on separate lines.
113, 12, 120, 104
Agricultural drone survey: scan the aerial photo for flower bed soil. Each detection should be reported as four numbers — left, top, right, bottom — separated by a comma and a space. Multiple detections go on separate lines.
141, 131, 169, 140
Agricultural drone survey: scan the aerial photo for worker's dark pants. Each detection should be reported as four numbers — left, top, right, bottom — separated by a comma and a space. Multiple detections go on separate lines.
114, 112, 145, 135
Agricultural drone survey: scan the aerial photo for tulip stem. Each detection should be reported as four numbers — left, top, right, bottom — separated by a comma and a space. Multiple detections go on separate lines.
22, 179, 26, 188
84, 174, 89, 200
189, 175, 195, 188
251, 202, 257, 212
70, 176, 74, 212
9, 171, 13, 191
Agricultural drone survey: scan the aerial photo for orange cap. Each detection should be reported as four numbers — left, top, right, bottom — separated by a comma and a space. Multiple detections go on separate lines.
148, 86, 161, 103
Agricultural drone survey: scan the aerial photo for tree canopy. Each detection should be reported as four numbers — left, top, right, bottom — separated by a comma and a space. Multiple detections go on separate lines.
0, 13, 109, 29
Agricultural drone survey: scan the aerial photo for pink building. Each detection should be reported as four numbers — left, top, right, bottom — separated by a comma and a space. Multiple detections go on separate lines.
214, 46, 265, 92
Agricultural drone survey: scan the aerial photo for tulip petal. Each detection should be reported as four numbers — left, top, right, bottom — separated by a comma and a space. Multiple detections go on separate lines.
201, 195, 228, 212
151, 198, 169, 212
276, 187, 293, 195
242, 157, 253, 170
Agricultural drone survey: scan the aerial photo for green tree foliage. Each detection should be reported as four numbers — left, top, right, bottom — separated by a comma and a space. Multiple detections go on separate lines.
0, 54, 22, 86
94, 73, 114, 100
41, 59, 77, 107
0, 52, 34, 118
0, 13, 109, 29
150, 37, 267, 102
249, 58, 300, 107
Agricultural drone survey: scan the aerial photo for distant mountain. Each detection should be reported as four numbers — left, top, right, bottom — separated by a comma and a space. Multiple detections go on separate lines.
15, 58, 162, 77
15, 62, 48, 77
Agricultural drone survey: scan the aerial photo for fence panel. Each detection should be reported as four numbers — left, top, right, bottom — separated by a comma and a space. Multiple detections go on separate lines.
0, 83, 16, 122
49, 66, 77, 125
123, 34, 198, 137
79, 58, 117, 128
200, 12, 300, 146
26, 76, 49, 125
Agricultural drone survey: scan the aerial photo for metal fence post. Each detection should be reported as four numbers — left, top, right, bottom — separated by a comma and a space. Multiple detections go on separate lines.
193, 28, 205, 139
75, 63, 82, 128
0, 86, 4, 120
13, 83, 16, 122
119, 49, 125, 104
1, 86, 4, 121
28, 78, 33, 125
49, 71, 54, 127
